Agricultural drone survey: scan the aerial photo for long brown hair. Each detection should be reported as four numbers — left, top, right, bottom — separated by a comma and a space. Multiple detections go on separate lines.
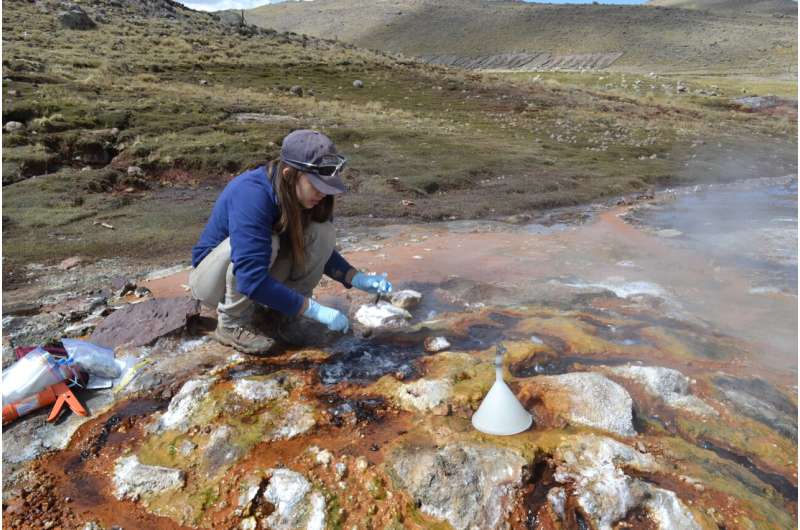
269, 159, 335, 273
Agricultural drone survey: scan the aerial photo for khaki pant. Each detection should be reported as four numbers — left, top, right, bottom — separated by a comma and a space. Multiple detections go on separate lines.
189, 222, 336, 327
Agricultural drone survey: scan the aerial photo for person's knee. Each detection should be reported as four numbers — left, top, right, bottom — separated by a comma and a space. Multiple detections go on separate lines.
306, 221, 335, 255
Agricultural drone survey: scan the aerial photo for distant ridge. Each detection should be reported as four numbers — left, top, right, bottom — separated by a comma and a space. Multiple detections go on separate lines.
238, 0, 797, 73
647, 0, 797, 15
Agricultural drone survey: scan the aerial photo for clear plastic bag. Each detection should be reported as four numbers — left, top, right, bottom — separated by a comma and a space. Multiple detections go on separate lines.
2, 348, 72, 404
62, 339, 121, 379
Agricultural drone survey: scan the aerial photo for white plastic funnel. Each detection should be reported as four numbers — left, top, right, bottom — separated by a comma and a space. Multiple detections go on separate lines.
471, 345, 533, 436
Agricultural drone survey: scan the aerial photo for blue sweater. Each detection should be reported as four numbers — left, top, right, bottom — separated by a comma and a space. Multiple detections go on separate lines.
191, 166, 354, 316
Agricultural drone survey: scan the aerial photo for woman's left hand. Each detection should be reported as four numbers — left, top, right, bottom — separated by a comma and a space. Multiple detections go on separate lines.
352, 272, 393, 295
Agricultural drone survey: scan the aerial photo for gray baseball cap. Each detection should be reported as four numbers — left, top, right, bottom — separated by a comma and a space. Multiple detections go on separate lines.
280, 129, 347, 195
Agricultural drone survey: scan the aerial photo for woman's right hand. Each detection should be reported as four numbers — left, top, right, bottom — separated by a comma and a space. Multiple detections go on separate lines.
303, 299, 350, 333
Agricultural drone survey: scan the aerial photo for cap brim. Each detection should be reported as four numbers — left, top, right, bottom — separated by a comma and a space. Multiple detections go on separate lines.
306, 172, 346, 195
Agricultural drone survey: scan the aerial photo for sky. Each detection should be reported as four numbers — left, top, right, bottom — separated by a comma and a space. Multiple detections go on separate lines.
179, 0, 648, 12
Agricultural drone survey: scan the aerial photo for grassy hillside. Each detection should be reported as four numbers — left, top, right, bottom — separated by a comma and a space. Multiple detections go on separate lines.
241, 0, 796, 74
1, 0, 796, 282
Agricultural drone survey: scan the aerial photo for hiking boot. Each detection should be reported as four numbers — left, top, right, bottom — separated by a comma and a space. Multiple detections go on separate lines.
277, 317, 332, 347
213, 323, 275, 354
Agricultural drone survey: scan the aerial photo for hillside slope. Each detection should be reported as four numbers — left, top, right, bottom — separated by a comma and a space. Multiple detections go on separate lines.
240, 0, 796, 73
648, 0, 797, 15
2, 0, 796, 277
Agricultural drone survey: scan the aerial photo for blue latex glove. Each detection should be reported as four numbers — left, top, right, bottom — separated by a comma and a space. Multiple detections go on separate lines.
303, 299, 350, 333
352, 272, 393, 295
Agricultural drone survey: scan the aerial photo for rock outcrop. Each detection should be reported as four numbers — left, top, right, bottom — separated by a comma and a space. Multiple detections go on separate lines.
518, 372, 636, 436
263, 469, 326, 530
91, 297, 201, 348
113, 455, 185, 501
153, 376, 216, 433
395, 378, 452, 412
391, 443, 526, 530
550, 434, 700, 530
608, 364, 717, 417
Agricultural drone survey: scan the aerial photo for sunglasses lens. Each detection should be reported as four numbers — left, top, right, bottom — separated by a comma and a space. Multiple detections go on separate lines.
316, 165, 338, 176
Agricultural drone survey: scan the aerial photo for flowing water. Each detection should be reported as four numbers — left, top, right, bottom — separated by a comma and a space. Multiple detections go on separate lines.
338, 176, 798, 375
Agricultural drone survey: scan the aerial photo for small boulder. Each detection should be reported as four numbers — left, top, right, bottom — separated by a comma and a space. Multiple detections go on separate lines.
355, 301, 411, 328
178, 440, 197, 456
518, 372, 635, 436
608, 364, 717, 417
552, 434, 659, 529
424, 336, 450, 353
154, 376, 216, 433
289, 85, 303, 97
389, 289, 422, 309
4, 121, 24, 133
267, 403, 316, 441
263, 469, 326, 530
391, 443, 526, 530
234, 377, 287, 402
113, 455, 185, 501
203, 425, 243, 475
58, 256, 82, 270
127, 165, 144, 177
353, 79, 364, 88
90, 296, 201, 348
58, 5, 96, 30
645, 487, 701, 529
396, 378, 451, 412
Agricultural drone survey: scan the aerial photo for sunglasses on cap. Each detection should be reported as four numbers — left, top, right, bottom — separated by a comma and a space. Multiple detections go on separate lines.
283, 154, 347, 177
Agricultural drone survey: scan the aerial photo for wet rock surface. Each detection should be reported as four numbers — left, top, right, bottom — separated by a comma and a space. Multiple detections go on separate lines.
113, 455, 185, 501
608, 364, 717, 417
153, 376, 217, 433
391, 443, 527, 530
263, 469, 326, 530
712, 374, 798, 440
395, 378, 452, 412
518, 372, 636, 436
551, 434, 659, 528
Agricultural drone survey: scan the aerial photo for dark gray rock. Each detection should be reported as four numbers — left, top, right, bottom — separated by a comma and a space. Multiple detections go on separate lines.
111, 277, 136, 297
57, 5, 96, 30
203, 425, 243, 475
1, 301, 42, 317
713, 374, 797, 440
734, 96, 783, 109
90, 297, 200, 348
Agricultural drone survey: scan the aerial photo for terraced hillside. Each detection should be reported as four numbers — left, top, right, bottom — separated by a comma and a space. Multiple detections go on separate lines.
240, 0, 796, 73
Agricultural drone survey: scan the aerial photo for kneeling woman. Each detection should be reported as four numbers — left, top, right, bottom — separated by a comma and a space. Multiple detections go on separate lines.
189, 129, 392, 353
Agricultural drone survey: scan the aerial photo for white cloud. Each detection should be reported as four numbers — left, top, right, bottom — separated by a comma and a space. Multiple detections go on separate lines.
178, 0, 286, 12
